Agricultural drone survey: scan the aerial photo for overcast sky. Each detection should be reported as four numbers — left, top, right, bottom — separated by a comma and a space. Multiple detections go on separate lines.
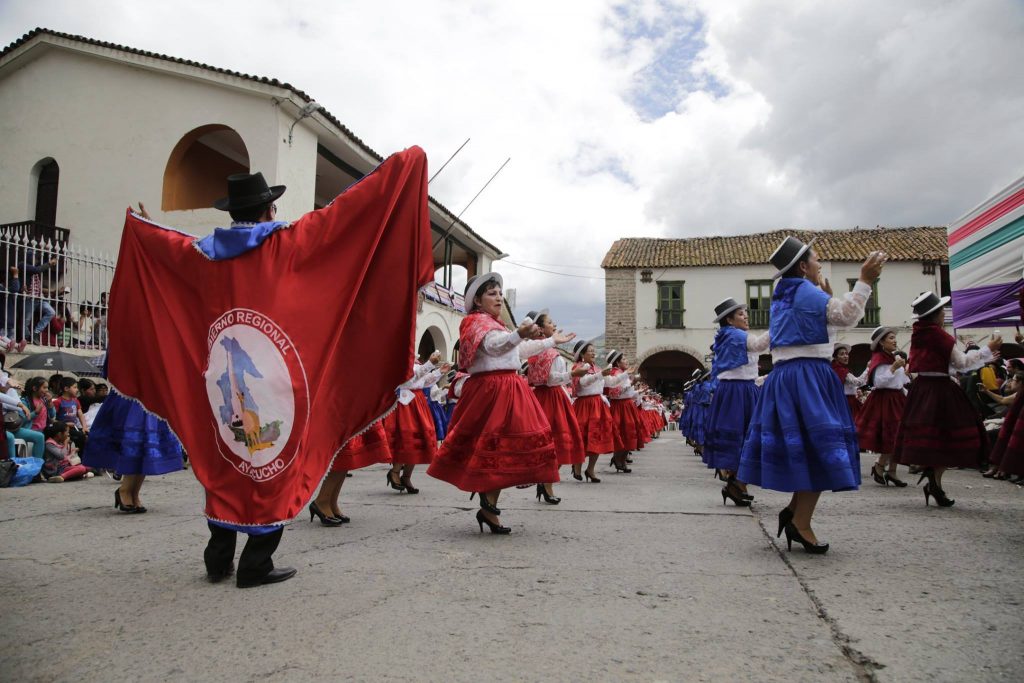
2, 0, 1022, 339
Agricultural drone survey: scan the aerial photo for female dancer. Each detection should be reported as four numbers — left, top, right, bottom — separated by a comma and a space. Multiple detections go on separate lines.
831, 344, 866, 421
571, 340, 616, 482
524, 309, 586, 503
856, 327, 911, 487
445, 369, 468, 422
427, 274, 572, 533
83, 388, 184, 512
310, 419, 392, 526
703, 298, 770, 506
738, 237, 886, 554
384, 352, 449, 494
605, 351, 645, 472
987, 373, 1024, 482
893, 292, 999, 507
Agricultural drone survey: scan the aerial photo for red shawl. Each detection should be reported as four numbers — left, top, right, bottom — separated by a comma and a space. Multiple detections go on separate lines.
527, 347, 558, 386
866, 349, 896, 384
831, 360, 850, 382
458, 311, 508, 370
606, 367, 625, 399
908, 321, 957, 373
447, 371, 469, 401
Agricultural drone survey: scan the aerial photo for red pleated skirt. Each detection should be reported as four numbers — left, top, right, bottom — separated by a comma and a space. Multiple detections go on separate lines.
846, 395, 862, 421
332, 420, 392, 472
894, 376, 987, 468
573, 395, 616, 456
609, 399, 645, 451
855, 389, 906, 454
382, 392, 437, 465
990, 391, 1024, 476
427, 371, 559, 492
532, 385, 586, 466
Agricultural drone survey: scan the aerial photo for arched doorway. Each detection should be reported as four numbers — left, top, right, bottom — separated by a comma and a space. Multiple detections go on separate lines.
849, 343, 871, 376
30, 158, 59, 226
162, 124, 250, 211
637, 347, 705, 397
417, 326, 447, 362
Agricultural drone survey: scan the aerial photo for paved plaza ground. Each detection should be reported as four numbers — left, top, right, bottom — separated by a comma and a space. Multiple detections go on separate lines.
2, 430, 1022, 682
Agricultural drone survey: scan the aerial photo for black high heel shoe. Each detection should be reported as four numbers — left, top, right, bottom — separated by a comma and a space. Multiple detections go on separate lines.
114, 489, 135, 513
571, 467, 583, 481
923, 482, 954, 507
470, 492, 501, 515
400, 477, 419, 495
309, 502, 344, 526
536, 484, 561, 505
584, 471, 601, 483
916, 467, 932, 486
884, 472, 907, 488
783, 524, 829, 554
777, 507, 794, 538
476, 510, 511, 534
721, 485, 751, 507
387, 470, 405, 491
871, 463, 887, 486
613, 457, 632, 473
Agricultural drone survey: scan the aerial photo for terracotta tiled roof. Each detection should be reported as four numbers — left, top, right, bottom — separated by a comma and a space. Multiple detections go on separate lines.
0, 28, 503, 256
601, 227, 948, 269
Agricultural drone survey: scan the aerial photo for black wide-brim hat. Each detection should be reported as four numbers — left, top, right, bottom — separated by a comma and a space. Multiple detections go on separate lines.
713, 297, 745, 323
770, 235, 817, 280
911, 291, 951, 319
213, 172, 286, 211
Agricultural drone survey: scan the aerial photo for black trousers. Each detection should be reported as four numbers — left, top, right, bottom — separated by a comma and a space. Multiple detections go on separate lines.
204, 522, 282, 582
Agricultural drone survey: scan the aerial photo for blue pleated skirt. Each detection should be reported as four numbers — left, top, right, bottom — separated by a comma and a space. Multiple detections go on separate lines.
703, 379, 758, 472
428, 395, 452, 444
81, 391, 184, 475
738, 358, 860, 492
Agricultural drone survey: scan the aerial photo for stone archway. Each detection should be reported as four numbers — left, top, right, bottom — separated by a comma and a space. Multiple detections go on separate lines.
636, 345, 706, 398
417, 325, 447, 362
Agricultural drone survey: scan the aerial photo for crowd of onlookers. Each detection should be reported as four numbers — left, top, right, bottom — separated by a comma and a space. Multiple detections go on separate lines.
1, 250, 109, 350
0, 360, 109, 487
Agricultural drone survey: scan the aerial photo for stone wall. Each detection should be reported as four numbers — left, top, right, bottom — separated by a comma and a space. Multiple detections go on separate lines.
604, 267, 636, 360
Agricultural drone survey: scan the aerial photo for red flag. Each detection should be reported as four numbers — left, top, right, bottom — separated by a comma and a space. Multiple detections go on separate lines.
107, 147, 433, 527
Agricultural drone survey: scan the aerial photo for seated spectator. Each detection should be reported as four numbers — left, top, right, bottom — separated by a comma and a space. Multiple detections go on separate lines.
77, 305, 95, 346
42, 422, 93, 482
0, 369, 45, 461
52, 377, 88, 450
21, 376, 54, 433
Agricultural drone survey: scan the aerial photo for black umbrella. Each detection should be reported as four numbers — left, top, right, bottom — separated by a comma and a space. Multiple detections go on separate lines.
11, 351, 104, 375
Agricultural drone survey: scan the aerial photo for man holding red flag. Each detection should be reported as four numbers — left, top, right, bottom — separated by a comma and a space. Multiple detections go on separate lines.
107, 147, 433, 588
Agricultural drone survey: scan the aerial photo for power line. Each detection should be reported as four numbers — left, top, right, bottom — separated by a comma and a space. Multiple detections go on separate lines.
505, 258, 605, 271
499, 261, 604, 280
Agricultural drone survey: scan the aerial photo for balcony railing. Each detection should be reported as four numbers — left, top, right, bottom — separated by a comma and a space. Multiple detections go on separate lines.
748, 307, 770, 328
0, 227, 114, 351
859, 306, 881, 328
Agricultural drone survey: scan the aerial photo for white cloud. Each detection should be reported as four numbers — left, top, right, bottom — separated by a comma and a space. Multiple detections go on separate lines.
2, 0, 1021, 340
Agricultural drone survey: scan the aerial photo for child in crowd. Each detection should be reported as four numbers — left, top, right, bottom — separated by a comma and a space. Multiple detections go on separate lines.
21, 376, 53, 432
42, 422, 93, 482
52, 377, 88, 449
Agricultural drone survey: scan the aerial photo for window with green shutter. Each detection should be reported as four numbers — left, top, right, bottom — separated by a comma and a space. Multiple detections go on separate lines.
656, 281, 685, 329
746, 280, 773, 328
848, 279, 880, 327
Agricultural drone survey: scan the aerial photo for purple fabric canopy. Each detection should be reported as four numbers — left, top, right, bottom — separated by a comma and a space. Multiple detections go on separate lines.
951, 279, 1024, 329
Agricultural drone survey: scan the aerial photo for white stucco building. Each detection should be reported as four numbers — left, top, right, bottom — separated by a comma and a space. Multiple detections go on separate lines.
602, 227, 952, 394
0, 28, 502, 358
